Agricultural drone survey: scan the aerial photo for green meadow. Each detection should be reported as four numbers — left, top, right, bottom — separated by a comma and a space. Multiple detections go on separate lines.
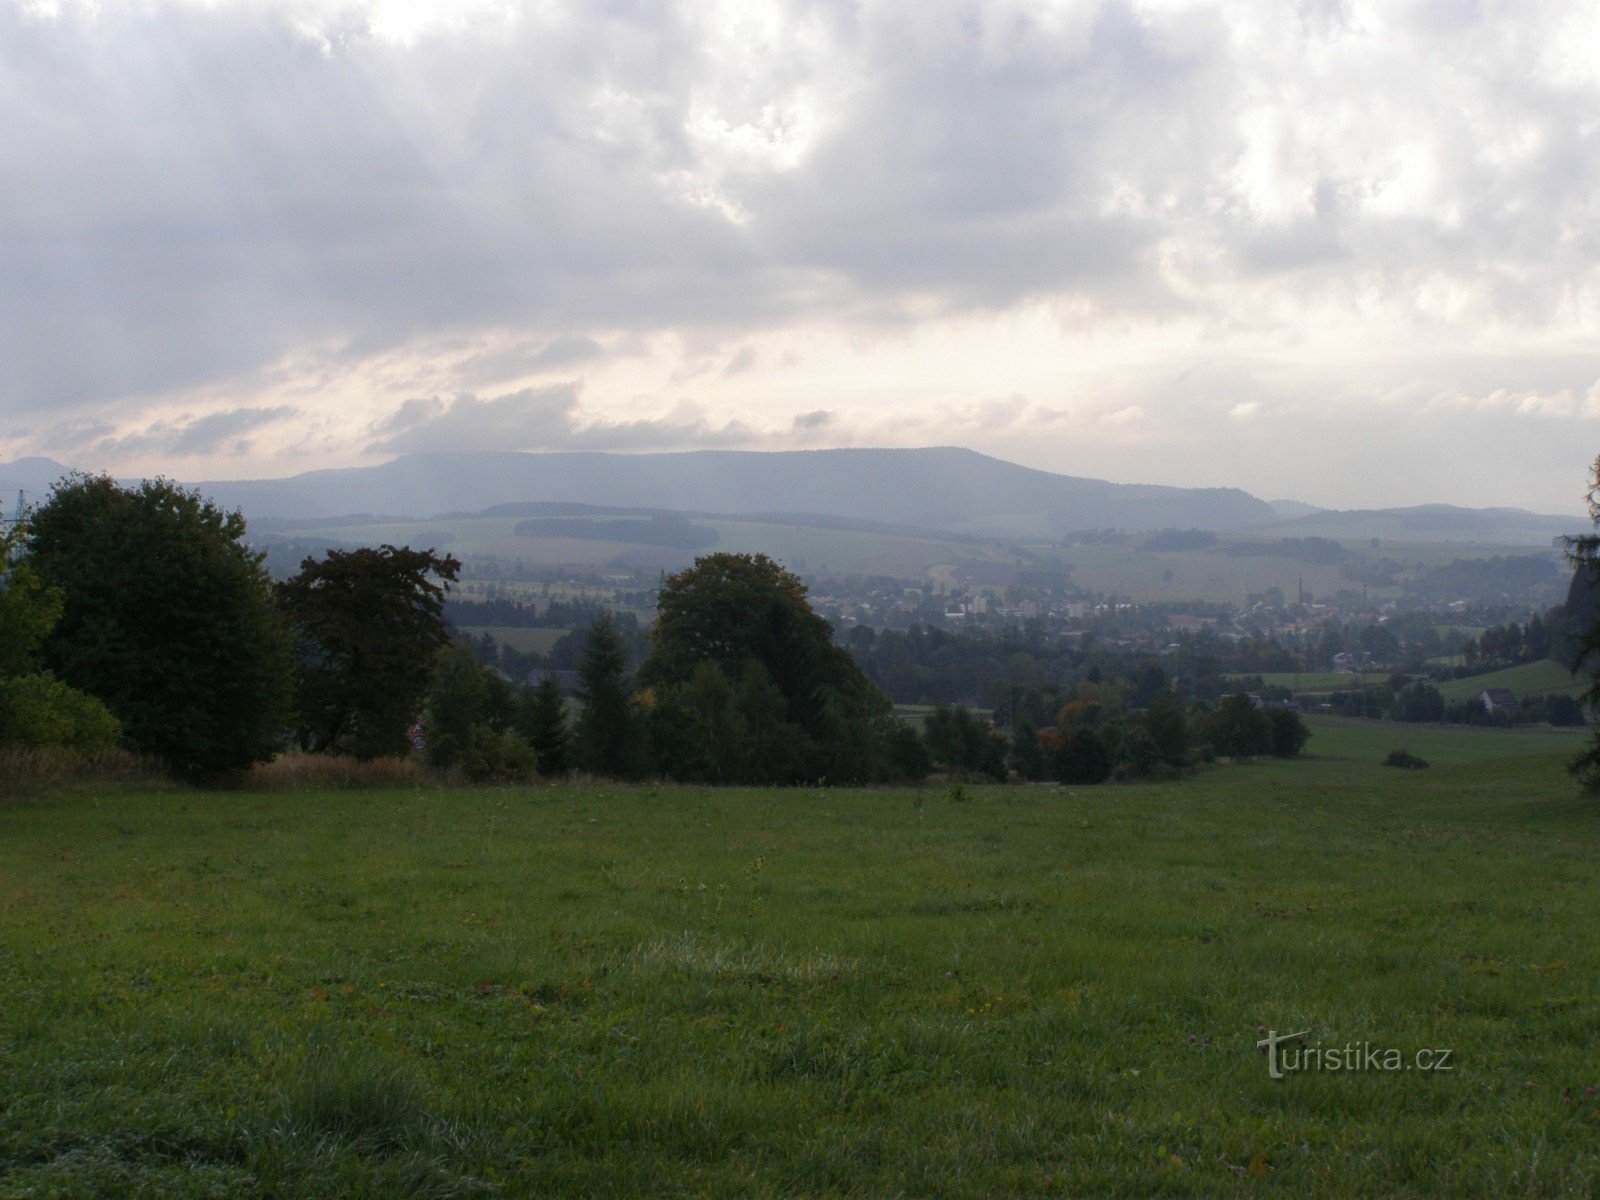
4, 718, 1600, 1197
1433, 658, 1586, 701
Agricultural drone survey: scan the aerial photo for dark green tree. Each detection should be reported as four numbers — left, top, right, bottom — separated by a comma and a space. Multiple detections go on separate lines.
277, 545, 460, 759
922, 703, 1008, 781
425, 642, 536, 782
639, 552, 915, 783
575, 611, 644, 778
26, 475, 293, 775
640, 552, 834, 701
1204, 693, 1273, 758
1008, 719, 1048, 780
1055, 726, 1112, 784
1392, 681, 1445, 723
1144, 690, 1192, 769
517, 675, 572, 775
1265, 707, 1311, 757
1566, 455, 1600, 790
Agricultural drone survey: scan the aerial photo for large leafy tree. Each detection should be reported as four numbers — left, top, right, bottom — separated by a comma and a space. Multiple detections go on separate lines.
277, 545, 459, 759
641, 552, 836, 708
640, 552, 919, 783
26, 475, 293, 775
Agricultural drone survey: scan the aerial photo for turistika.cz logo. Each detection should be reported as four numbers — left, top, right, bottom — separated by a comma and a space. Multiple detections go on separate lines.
1256, 1029, 1454, 1079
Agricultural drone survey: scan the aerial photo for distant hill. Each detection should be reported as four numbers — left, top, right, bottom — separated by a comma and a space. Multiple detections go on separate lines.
1262, 504, 1584, 547
195, 448, 1277, 535
0, 456, 71, 505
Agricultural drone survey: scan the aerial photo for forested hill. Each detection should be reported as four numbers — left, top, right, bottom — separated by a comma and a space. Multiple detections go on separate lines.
194, 447, 1275, 534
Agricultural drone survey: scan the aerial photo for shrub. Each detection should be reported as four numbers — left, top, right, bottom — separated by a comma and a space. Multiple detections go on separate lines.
1383, 748, 1430, 770
0, 672, 121, 752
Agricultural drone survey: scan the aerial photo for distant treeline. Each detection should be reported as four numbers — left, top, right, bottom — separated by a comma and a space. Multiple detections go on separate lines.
1223, 536, 1347, 564
445, 595, 616, 629
513, 514, 718, 549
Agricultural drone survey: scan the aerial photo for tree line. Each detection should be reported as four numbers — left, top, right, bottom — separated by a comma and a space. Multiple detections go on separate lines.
2, 475, 1313, 787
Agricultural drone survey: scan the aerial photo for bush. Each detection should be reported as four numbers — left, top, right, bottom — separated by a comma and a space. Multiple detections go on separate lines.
1056, 726, 1113, 784
1383, 748, 1430, 770
0, 672, 121, 752
1266, 707, 1311, 757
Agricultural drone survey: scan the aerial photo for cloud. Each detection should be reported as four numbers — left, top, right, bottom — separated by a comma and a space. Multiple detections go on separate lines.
41, 405, 300, 460
722, 347, 758, 377
368, 384, 760, 455
791, 409, 835, 431
4, 0, 1600, 510
452, 335, 607, 388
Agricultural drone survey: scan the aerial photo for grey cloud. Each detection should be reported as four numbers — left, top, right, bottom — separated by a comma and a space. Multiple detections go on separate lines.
3, 0, 1598, 434
791, 409, 836, 431
37, 406, 298, 460
722, 347, 758, 377
369, 385, 761, 455
454, 336, 607, 388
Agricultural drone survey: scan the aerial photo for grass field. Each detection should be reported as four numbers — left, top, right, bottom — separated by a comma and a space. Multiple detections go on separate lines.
4, 719, 1600, 1196
1434, 658, 1586, 702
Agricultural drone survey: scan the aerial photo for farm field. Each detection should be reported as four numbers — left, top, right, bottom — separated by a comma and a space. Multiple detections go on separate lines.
4, 718, 1598, 1196
272, 512, 1026, 584
1434, 658, 1585, 702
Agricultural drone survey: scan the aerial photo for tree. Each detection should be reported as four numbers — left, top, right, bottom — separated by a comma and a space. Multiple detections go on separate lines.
26, 476, 293, 775
0, 506, 62, 678
575, 611, 644, 778
424, 642, 537, 782
1392, 681, 1445, 723
640, 552, 836, 705
1055, 726, 1112, 784
922, 703, 1008, 781
278, 545, 460, 760
516, 675, 572, 775
638, 552, 917, 783
1204, 694, 1272, 758
1566, 455, 1600, 790
1265, 707, 1311, 757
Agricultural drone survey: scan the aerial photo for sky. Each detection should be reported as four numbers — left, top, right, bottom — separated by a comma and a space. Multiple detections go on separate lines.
1, 0, 1598, 514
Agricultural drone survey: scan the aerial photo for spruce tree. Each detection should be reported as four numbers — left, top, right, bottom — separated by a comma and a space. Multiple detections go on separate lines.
519, 674, 572, 776
575, 611, 642, 777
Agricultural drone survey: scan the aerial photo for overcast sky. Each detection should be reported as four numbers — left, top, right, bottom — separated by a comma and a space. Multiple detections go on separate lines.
2, 0, 1597, 512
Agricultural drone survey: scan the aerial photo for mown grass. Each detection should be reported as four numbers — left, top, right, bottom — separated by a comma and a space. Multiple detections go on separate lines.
3, 718, 1599, 1196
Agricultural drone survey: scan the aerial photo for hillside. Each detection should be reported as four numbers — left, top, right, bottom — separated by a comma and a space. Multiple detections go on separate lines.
196, 447, 1277, 534
1265, 503, 1583, 546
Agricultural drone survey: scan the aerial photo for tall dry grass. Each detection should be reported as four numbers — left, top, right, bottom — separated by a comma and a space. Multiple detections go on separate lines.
244, 751, 433, 791
0, 747, 169, 799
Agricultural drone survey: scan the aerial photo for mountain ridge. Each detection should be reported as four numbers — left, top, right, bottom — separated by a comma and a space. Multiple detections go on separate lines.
190, 446, 1278, 535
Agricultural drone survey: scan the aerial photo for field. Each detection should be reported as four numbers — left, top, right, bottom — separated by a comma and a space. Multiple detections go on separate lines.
281, 513, 1026, 584
1434, 659, 1586, 701
5, 719, 1600, 1197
